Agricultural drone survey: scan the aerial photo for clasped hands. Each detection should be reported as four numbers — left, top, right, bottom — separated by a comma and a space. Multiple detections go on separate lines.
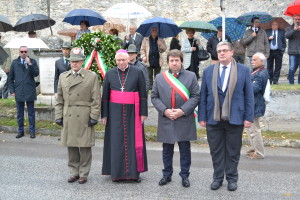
164, 109, 184, 120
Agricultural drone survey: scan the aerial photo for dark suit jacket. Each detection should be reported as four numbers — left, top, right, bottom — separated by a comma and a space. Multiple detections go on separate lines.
265, 29, 286, 53
198, 63, 254, 125
8, 57, 39, 102
122, 32, 144, 52
207, 35, 232, 60
54, 57, 70, 93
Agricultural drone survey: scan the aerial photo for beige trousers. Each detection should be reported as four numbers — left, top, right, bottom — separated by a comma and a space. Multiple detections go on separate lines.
68, 147, 92, 178
246, 117, 265, 157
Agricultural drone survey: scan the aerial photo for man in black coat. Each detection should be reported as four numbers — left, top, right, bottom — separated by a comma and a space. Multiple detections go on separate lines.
266, 21, 286, 84
54, 42, 71, 96
128, 44, 150, 93
8, 46, 39, 139
207, 26, 231, 64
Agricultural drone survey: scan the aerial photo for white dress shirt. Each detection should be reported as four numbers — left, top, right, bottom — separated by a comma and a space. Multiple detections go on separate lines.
270, 30, 278, 50
219, 62, 232, 92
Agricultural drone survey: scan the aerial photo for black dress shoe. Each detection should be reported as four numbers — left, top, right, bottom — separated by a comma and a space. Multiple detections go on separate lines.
159, 176, 172, 186
211, 181, 222, 190
30, 134, 36, 139
16, 133, 24, 138
228, 182, 238, 191
182, 177, 190, 187
133, 178, 141, 183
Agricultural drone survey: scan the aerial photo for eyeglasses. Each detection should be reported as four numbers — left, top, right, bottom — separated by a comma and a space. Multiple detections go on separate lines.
217, 49, 231, 54
294, 18, 300, 20
20, 51, 27, 53
116, 59, 127, 62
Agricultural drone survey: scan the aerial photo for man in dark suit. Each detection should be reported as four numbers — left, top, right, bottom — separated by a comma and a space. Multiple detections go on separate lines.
198, 41, 254, 191
266, 21, 286, 84
122, 25, 144, 53
54, 42, 71, 97
8, 46, 39, 139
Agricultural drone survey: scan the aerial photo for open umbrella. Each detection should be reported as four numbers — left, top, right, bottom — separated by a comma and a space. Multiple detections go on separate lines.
0, 46, 9, 65
0, 14, 13, 32
91, 18, 126, 33
235, 12, 273, 26
63, 9, 106, 26
136, 17, 181, 38
202, 17, 246, 42
259, 17, 291, 30
103, 2, 151, 33
57, 28, 78, 37
103, 2, 151, 19
179, 20, 217, 33
4, 38, 49, 49
14, 14, 55, 32
284, 0, 300, 17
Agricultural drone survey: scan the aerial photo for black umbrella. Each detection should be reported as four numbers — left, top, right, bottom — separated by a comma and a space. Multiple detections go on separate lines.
0, 46, 9, 65
14, 14, 55, 32
0, 14, 13, 32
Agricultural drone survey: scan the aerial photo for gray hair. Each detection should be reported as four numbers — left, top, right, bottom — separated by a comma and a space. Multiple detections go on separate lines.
253, 52, 266, 61
216, 41, 233, 51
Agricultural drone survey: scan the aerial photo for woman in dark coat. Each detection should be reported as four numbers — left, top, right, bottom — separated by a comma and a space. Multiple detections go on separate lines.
170, 35, 181, 50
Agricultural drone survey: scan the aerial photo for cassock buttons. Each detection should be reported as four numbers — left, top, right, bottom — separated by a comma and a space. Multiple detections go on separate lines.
69, 114, 71, 117
77, 94, 79, 96
77, 115, 79, 117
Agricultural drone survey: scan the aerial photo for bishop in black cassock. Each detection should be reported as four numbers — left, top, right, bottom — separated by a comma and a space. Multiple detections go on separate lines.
101, 49, 148, 182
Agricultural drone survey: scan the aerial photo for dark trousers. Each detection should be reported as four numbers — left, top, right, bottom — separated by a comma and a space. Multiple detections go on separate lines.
0, 72, 9, 98
162, 141, 191, 178
148, 66, 161, 89
16, 101, 35, 134
233, 55, 245, 64
206, 121, 244, 183
267, 50, 283, 84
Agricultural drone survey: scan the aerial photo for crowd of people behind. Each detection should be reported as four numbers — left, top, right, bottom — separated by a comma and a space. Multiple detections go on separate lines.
0, 15, 299, 191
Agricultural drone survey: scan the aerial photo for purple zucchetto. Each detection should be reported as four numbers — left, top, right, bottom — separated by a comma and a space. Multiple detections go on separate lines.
116, 49, 128, 54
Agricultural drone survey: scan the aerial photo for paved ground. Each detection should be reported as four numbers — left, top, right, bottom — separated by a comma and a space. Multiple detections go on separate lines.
0, 133, 299, 200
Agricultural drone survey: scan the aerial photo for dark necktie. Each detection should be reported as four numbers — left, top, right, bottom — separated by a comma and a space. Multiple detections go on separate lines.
171, 73, 178, 109
220, 66, 227, 90
22, 59, 27, 69
272, 31, 276, 46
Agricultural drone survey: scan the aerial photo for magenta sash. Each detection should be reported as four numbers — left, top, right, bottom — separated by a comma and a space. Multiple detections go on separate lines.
110, 90, 145, 172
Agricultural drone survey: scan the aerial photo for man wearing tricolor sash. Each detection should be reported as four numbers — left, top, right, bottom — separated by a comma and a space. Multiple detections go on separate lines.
151, 49, 200, 188
101, 49, 148, 182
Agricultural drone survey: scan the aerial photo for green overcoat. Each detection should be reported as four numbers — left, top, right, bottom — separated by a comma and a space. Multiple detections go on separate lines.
55, 69, 101, 147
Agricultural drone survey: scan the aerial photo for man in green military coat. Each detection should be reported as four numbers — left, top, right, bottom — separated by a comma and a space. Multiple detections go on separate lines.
55, 47, 101, 184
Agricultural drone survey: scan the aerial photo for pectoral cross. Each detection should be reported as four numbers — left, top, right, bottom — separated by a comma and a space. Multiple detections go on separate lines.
121, 86, 124, 92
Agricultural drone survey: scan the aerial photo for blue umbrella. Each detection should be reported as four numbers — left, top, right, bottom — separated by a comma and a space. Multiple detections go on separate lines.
235, 11, 273, 26
202, 17, 246, 42
136, 17, 182, 38
63, 9, 106, 26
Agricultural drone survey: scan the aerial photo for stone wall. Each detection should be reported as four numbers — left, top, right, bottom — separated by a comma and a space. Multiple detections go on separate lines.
0, 0, 294, 73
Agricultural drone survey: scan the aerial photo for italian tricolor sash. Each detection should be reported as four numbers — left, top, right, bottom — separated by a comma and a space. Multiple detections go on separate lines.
162, 71, 190, 101
83, 49, 108, 79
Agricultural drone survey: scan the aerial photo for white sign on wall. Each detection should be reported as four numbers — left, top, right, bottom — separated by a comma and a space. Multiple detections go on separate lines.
39, 57, 60, 95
